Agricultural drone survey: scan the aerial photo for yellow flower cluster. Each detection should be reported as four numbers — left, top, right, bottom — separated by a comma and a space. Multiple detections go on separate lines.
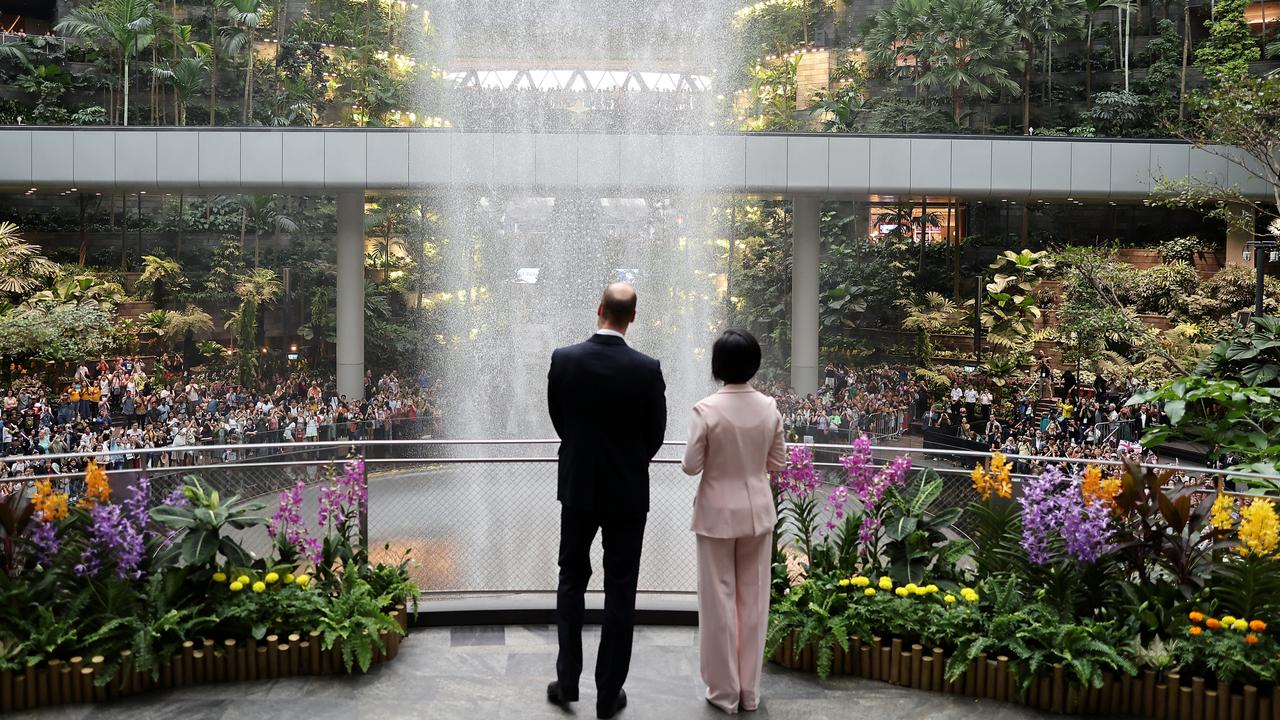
878, 576, 893, 591
32, 479, 70, 522
1080, 466, 1121, 511
959, 587, 979, 603
1209, 487, 1236, 531
77, 461, 111, 509
213, 568, 310, 593
1236, 499, 1280, 558
838, 576, 873, 588
971, 452, 1013, 502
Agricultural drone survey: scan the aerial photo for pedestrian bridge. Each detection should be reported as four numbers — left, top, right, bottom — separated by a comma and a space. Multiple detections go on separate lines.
0, 127, 1268, 398
0, 127, 1270, 200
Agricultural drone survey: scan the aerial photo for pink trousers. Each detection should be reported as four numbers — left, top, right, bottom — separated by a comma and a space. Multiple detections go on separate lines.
696, 532, 772, 714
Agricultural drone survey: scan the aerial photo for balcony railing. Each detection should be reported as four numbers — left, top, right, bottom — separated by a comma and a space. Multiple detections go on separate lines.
2, 439, 1274, 596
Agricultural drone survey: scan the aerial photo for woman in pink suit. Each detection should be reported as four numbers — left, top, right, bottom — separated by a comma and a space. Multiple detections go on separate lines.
681, 330, 787, 714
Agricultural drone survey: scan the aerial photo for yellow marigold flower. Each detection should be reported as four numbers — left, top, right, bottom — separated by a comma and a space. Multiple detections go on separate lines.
265, 572, 280, 584
1237, 499, 1280, 558
925, 584, 939, 594
1223, 616, 1238, 627
1210, 486, 1237, 531
838, 578, 851, 587
229, 581, 244, 592
295, 574, 310, 587
944, 594, 956, 604
864, 588, 876, 597
904, 583, 918, 593
1232, 619, 1249, 632
960, 588, 980, 603
284, 573, 295, 584
237, 575, 250, 585
852, 576, 870, 587
913, 586, 928, 596
77, 461, 111, 509
212, 572, 227, 583
878, 577, 893, 591
252, 581, 266, 593
895, 587, 909, 597
32, 479, 70, 522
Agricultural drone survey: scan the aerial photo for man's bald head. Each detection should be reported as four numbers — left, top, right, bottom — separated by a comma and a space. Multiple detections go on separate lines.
597, 282, 637, 332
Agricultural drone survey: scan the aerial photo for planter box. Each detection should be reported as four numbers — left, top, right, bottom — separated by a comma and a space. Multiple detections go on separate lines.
0, 606, 409, 714
772, 630, 1277, 719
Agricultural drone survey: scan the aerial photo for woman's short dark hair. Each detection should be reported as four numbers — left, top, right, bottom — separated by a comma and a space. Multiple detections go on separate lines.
711, 330, 762, 385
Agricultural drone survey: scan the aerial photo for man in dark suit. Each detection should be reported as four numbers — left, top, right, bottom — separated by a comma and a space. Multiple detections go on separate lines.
546, 282, 667, 720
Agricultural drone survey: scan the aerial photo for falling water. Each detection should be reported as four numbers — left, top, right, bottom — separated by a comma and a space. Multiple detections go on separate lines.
421, 0, 741, 440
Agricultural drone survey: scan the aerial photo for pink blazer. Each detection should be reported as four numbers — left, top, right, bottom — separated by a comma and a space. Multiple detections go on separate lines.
681, 384, 787, 538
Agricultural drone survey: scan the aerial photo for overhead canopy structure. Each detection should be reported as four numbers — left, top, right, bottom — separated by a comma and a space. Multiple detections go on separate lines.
0, 128, 1270, 200
1, 127, 1270, 398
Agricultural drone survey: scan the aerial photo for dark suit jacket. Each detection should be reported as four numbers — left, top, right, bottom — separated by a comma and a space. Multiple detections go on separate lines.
547, 333, 667, 513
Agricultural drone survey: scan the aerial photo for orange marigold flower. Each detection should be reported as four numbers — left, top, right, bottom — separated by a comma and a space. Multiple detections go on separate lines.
1188, 626, 1203, 636
1188, 611, 1205, 624
78, 460, 111, 509
1250, 620, 1267, 632
1206, 618, 1222, 630
1245, 634, 1260, 645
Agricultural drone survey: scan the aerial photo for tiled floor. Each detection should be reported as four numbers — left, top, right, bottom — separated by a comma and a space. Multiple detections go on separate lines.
11, 626, 1053, 720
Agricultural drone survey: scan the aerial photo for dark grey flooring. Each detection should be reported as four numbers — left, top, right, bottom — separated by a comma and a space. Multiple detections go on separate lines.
10, 625, 1054, 720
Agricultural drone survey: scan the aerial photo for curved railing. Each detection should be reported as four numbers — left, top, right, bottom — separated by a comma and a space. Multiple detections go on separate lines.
3, 439, 1274, 597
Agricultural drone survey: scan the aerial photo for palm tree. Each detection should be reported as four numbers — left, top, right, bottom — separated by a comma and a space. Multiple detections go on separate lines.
150, 25, 210, 125
229, 267, 282, 384
138, 254, 187, 305
912, 0, 1023, 127
0, 39, 34, 72
162, 305, 214, 342
1082, 0, 1106, 104
235, 266, 284, 304
55, 0, 156, 126
234, 195, 298, 267
898, 291, 961, 365
0, 222, 60, 296
866, 0, 933, 89
220, 0, 264, 124
1104, 0, 1135, 91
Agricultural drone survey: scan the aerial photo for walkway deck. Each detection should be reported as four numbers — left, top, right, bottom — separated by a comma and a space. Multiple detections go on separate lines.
10, 625, 1052, 720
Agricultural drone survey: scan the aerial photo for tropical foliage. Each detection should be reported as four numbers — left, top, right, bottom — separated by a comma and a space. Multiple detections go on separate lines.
0, 459, 415, 680
769, 443, 1280, 694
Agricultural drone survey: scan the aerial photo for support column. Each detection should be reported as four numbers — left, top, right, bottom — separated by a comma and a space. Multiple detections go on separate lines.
336, 192, 365, 401
791, 195, 820, 396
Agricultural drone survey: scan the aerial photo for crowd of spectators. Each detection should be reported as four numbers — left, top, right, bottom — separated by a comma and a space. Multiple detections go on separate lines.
921, 358, 1170, 470
0, 354, 441, 485
761, 364, 924, 441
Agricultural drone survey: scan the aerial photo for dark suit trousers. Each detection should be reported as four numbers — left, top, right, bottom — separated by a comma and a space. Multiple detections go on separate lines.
556, 507, 647, 703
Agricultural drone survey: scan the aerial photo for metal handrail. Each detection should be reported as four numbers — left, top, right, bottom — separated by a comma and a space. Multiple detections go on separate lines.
2, 437, 1276, 486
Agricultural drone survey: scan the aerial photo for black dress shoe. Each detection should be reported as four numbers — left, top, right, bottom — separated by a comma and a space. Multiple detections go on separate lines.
547, 680, 578, 707
597, 688, 627, 719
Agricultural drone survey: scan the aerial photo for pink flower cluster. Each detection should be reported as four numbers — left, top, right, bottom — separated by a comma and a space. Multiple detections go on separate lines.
772, 445, 820, 497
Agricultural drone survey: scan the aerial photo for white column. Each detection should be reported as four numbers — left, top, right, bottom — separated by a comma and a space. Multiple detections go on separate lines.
791, 195, 820, 396
336, 192, 365, 400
